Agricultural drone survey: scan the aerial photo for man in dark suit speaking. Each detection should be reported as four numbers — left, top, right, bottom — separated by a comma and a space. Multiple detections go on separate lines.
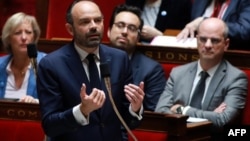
37, 1, 144, 141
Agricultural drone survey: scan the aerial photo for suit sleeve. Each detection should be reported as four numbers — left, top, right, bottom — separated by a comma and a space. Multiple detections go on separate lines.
144, 63, 166, 111
186, 71, 248, 127
155, 70, 176, 113
37, 57, 81, 137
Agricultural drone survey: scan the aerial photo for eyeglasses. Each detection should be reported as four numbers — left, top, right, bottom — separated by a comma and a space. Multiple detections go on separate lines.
113, 22, 140, 33
197, 36, 223, 45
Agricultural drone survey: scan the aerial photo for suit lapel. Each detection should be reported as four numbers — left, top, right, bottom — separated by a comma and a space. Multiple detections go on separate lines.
221, 0, 236, 20
130, 52, 141, 84
64, 43, 90, 93
202, 61, 227, 109
192, 0, 211, 18
184, 63, 198, 105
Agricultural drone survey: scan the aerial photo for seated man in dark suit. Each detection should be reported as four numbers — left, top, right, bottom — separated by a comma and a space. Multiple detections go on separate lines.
155, 17, 248, 140
107, 4, 167, 141
108, 4, 166, 112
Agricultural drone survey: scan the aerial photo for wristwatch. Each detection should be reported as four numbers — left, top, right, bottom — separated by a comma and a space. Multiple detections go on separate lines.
176, 106, 183, 114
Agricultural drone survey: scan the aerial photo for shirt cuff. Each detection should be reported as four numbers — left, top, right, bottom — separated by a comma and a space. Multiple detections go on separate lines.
73, 104, 89, 126
129, 104, 143, 120
183, 106, 190, 115
34, 98, 39, 103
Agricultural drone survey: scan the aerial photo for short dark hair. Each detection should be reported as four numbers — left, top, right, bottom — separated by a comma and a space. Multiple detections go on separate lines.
66, 0, 96, 25
109, 4, 143, 32
66, 1, 79, 25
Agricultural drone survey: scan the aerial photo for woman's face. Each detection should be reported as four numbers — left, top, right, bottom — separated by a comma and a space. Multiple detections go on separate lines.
9, 21, 34, 55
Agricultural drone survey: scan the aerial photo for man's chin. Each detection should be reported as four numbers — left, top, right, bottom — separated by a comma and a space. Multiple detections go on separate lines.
87, 40, 101, 47
115, 45, 125, 49
201, 55, 215, 61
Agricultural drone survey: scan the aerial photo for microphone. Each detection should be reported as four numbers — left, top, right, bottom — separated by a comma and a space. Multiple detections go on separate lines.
100, 63, 137, 141
27, 43, 38, 77
100, 62, 111, 91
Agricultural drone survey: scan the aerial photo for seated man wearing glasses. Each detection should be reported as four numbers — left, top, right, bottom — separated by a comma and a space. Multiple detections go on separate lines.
107, 4, 166, 140
155, 17, 248, 140
108, 4, 166, 112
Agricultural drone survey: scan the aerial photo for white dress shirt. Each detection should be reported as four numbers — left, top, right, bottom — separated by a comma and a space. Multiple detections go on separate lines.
72, 44, 143, 126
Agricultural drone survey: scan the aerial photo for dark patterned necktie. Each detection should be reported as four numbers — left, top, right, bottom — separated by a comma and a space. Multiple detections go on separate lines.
190, 71, 209, 109
86, 54, 101, 89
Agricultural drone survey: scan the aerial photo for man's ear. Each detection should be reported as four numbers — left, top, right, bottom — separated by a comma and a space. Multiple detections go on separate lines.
65, 23, 74, 36
137, 32, 141, 42
224, 38, 230, 51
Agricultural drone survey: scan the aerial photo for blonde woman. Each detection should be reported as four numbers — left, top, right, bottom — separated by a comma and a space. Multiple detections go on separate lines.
0, 12, 46, 103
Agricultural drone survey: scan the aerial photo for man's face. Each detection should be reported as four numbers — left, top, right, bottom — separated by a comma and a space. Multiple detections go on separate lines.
71, 2, 104, 48
108, 11, 140, 53
196, 20, 229, 63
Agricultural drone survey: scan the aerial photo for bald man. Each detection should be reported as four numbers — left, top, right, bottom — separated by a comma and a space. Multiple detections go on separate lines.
156, 18, 248, 140
37, 1, 144, 141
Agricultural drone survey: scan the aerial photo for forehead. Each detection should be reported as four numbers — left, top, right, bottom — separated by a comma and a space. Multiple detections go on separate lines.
198, 21, 224, 38
13, 21, 32, 30
72, 2, 102, 19
115, 11, 140, 25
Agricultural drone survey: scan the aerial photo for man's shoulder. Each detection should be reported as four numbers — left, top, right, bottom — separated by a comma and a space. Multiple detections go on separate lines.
100, 44, 122, 51
173, 61, 196, 70
100, 44, 127, 56
134, 51, 160, 64
40, 43, 72, 63
224, 60, 246, 75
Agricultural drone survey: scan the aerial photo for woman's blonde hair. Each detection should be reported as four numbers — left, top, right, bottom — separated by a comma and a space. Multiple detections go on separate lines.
1, 12, 41, 53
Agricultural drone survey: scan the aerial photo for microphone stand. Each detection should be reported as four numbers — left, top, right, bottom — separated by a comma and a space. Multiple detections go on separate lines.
27, 43, 38, 78
30, 58, 37, 78
100, 63, 137, 141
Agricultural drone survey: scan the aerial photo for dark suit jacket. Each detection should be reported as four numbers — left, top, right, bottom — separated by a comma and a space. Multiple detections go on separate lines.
37, 42, 140, 141
131, 51, 166, 111
125, 0, 192, 32
155, 60, 248, 128
192, 0, 250, 50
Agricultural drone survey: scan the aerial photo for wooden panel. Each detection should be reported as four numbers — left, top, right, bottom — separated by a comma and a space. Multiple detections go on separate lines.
163, 29, 181, 36
1, 39, 250, 69
0, 101, 211, 141
35, 39, 250, 69
0, 100, 41, 121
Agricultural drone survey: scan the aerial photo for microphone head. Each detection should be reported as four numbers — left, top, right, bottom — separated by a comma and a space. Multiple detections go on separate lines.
100, 62, 110, 77
27, 43, 38, 58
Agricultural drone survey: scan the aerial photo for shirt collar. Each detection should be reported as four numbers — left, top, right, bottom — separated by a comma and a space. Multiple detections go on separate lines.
197, 60, 220, 77
74, 43, 100, 61
6, 59, 32, 74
